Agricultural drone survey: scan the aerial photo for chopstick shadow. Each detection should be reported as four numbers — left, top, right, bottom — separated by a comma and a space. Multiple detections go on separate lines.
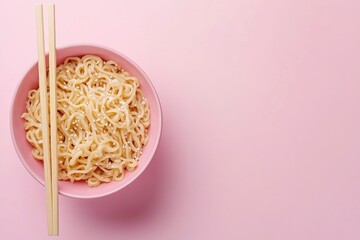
64, 130, 171, 225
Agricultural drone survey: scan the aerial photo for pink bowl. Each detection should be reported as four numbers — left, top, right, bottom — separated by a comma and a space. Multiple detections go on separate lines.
10, 45, 162, 199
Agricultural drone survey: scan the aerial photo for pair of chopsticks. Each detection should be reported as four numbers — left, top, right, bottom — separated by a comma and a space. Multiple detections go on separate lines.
35, 4, 59, 236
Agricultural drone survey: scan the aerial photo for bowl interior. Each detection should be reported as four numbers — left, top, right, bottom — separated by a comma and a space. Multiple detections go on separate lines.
11, 45, 161, 198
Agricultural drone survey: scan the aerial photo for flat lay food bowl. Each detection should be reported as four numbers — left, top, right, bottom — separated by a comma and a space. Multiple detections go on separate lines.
10, 45, 162, 199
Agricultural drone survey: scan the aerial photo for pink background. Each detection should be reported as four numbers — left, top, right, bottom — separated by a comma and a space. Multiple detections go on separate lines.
1, 0, 360, 239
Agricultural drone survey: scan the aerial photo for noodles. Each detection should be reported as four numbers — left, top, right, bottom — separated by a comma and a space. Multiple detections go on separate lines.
21, 55, 150, 187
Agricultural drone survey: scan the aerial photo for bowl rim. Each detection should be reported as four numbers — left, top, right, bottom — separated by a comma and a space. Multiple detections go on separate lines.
10, 44, 163, 199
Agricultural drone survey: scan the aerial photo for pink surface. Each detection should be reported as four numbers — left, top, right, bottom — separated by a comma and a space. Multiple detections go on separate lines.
1, 0, 360, 239
10, 45, 162, 198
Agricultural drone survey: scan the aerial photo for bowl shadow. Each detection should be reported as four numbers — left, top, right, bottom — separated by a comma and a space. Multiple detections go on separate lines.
63, 128, 171, 226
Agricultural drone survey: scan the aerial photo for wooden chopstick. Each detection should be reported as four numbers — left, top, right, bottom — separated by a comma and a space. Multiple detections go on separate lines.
35, 4, 59, 236
48, 4, 59, 236
35, 4, 53, 236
